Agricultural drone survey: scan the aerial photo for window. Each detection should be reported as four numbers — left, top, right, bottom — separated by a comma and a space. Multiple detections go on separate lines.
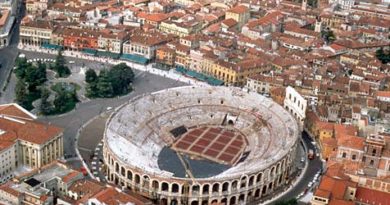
352, 155, 356, 160
370, 160, 374, 166
342, 152, 347, 158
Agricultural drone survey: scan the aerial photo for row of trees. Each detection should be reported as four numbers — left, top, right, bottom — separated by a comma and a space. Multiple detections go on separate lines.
85, 63, 135, 98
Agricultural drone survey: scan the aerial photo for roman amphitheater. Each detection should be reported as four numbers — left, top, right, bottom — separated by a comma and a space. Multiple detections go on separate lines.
102, 86, 300, 205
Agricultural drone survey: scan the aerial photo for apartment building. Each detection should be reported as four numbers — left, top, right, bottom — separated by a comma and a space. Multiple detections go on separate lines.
0, 103, 64, 183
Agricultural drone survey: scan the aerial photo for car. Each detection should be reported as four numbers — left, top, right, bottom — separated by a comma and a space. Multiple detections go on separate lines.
308, 182, 313, 188
300, 157, 305, 162
106, 107, 113, 111
69, 61, 75, 64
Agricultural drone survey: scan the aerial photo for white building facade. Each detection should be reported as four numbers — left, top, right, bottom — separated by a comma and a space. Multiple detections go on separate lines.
284, 86, 307, 130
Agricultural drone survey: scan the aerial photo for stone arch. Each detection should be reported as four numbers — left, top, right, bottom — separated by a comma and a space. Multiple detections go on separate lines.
201, 200, 208, 205
231, 180, 238, 191
221, 198, 227, 205
161, 182, 169, 191
276, 163, 281, 174
161, 198, 168, 205
172, 183, 180, 193
240, 176, 247, 188
142, 175, 150, 188
191, 200, 199, 205
268, 182, 273, 191
270, 166, 276, 178
202, 184, 210, 195
255, 188, 261, 198
171, 199, 178, 205
134, 174, 140, 184
248, 175, 255, 187
127, 170, 133, 180
152, 180, 159, 190
115, 162, 119, 173
256, 172, 263, 183
121, 167, 125, 176
211, 199, 218, 204
239, 194, 245, 202
230, 196, 236, 205
262, 185, 267, 195
192, 184, 200, 194
222, 182, 229, 192
212, 183, 220, 193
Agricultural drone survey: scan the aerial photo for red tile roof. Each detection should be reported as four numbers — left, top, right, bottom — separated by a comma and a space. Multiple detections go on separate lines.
355, 187, 390, 205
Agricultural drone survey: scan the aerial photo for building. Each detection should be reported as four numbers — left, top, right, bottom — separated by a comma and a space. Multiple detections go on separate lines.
87, 187, 152, 205
103, 86, 300, 205
284, 86, 307, 129
123, 30, 172, 60
159, 20, 202, 37
376, 91, 390, 102
0, 103, 64, 183
0, 161, 83, 205
311, 164, 357, 205
19, 18, 53, 47
0, 9, 14, 48
225, 5, 249, 30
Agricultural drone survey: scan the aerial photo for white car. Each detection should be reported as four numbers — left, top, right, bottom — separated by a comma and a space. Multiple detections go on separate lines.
308, 182, 313, 188
69, 61, 75, 64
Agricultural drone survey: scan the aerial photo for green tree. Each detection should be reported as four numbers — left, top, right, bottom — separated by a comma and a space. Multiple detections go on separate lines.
53, 50, 71, 78
24, 61, 46, 92
96, 69, 114, 98
85, 68, 98, 84
53, 87, 78, 113
321, 29, 336, 44
40, 87, 53, 115
15, 80, 30, 109
14, 57, 30, 79
86, 81, 98, 98
108, 63, 134, 95
376, 48, 390, 64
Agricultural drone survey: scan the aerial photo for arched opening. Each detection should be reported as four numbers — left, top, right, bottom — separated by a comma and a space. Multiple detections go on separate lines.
172, 183, 179, 193
192, 184, 200, 195
268, 182, 273, 191
276, 163, 281, 174
278, 175, 283, 185
161, 198, 168, 205
230, 196, 236, 205
255, 189, 261, 198
222, 182, 229, 192
127, 170, 133, 180
212, 183, 219, 193
202, 184, 209, 195
152, 180, 159, 190
171, 199, 178, 205
270, 167, 275, 178
228, 120, 234, 125
248, 176, 254, 187
231, 180, 238, 190
262, 186, 267, 195
135, 174, 140, 184
247, 191, 253, 201
143, 175, 150, 188
191, 201, 199, 205
211, 199, 218, 204
201, 200, 208, 205
115, 163, 119, 173
162, 182, 169, 191
221, 198, 227, 205
239, 194, 245, 202
240, 176, 247, 188
256, 173, 263, 183
121, 167, 125, 176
